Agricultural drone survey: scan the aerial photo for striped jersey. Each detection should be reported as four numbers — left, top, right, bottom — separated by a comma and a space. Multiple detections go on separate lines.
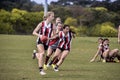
57, 31, 72, 50
38, 21, 53, 45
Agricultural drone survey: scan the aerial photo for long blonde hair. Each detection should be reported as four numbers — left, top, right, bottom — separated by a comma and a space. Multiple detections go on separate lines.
45, 11, 54, 18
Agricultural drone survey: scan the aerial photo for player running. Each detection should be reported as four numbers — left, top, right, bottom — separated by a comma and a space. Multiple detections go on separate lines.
48, 25, 75, 71
44, 22, 63, 70
32, 11, 55, 75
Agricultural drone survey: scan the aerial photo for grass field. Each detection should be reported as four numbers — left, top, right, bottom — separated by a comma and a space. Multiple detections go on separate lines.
0, 35, 120, 80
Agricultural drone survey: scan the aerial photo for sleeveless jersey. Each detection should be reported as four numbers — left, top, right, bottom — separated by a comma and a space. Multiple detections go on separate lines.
57, 31, 72, 50
38, 21, 53, 45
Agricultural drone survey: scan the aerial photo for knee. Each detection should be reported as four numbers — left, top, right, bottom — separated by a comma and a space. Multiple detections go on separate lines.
114, 49, 119, 53
106, 49, 110, 52
38, 51, 45, 57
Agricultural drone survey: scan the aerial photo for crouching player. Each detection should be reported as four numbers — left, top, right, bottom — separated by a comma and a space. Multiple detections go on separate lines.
48, 25, 75, 71
44, 22, 63, 70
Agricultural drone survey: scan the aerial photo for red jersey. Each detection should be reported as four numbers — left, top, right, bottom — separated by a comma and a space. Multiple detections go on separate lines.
49, 37, 59, 46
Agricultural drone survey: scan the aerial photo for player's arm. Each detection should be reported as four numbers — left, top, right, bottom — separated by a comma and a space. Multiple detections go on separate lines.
48, 29, 62, 40
90, 47, 102, 62
52, 24, 56, 35
48, 34, 59, 40
32, 22, 42, 38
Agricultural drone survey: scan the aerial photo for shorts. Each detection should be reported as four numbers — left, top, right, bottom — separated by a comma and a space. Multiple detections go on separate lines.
49, 41, 58, 49
37, 37, 48, 50
57, 47, 70, 52
49, 46, 56, 52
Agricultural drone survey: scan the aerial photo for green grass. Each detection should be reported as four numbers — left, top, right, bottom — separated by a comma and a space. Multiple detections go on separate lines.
0, 35, 120, 80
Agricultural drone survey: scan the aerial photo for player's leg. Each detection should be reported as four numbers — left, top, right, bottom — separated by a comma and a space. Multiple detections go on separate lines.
37, 44, 46, 75
52, 53, 61, 65
50, 48, 62, 66
102, 49, 110, 62
116, 54, 120, 62
54, 50, 69, 71
44, 47, 53, 69
109, 49, 120, 62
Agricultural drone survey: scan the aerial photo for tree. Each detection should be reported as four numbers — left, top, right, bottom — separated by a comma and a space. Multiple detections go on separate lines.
0, 9, 14, 34
51, 7, 72, 22
64, 17, 77, 26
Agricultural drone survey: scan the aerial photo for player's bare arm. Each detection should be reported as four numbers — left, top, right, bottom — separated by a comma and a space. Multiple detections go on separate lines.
90, 47, 102, 62
32, 22, 42, 38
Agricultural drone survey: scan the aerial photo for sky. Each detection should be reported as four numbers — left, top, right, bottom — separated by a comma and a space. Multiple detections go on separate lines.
31, 0, 58, 4
31, 0, 116, 4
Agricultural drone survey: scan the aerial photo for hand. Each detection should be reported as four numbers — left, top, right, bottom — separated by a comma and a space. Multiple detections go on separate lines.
47, 38, 50, 40
90, 59, 95, 62
39, 35, 42, 38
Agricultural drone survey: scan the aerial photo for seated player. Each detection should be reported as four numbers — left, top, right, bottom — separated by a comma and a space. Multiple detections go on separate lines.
90, 38, 120, 63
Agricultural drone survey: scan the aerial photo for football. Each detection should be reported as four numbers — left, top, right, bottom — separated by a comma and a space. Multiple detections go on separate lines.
40, 35, 48, 43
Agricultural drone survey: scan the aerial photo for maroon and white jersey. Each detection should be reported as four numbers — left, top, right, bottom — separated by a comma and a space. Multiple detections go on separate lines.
49, 36, 59, 46
38, 21, 53, 45
57, 31, 72, 50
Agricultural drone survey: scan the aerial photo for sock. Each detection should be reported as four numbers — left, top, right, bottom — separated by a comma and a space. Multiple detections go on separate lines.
39, 67, 43, 72
53, 58, 59, 64
48, 60, 53, 65
45, 56, 50, 65
49, 56, 57, 65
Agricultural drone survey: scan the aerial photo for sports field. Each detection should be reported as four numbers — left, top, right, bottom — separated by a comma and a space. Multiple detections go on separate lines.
0, 35, 120, 80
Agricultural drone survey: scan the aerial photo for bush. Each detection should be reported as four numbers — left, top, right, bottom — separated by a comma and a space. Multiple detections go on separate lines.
70, 26, 80, 36
64, 17, 77, 26
90, 22, 117, 37
0, 9, 15, 34
100, 22, 117, 37
0, 22, 15, 34
78, 26, 88, 36
90, 24, 101, 36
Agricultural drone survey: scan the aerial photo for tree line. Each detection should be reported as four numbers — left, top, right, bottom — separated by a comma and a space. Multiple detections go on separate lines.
0, 0, 120, 37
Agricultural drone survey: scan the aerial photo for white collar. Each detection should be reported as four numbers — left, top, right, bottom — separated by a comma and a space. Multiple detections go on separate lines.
44, 21, 51, 28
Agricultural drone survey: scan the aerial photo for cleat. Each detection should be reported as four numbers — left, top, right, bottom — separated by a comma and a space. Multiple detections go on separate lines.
54, 67, 59, 72
43, 64, 47, 70
40, 70, 46, 75
32, 50, 36, 59
102, 59, 106, 63
47, 63, 50, 67
116, 60, 120, 63
52, 64, 55, 69
47, 62, 51, 67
